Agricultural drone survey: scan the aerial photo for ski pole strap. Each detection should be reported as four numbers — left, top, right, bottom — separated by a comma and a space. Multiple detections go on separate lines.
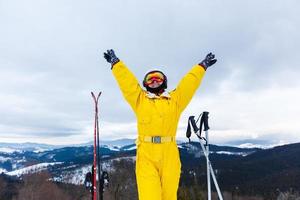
139, 135, 175, 144
186, 112, 210, 142
186, 116, 200, 142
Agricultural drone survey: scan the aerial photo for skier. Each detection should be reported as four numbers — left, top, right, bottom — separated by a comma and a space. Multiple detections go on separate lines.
104, 49, 216, 200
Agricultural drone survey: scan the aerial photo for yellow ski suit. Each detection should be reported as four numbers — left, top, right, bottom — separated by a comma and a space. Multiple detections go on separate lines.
112, 61, 206, 200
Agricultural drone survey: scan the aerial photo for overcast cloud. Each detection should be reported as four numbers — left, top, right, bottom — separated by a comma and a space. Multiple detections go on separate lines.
0, 0, 300, 145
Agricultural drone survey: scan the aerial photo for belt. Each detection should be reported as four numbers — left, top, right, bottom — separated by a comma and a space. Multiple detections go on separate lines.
139, 136, 175, 144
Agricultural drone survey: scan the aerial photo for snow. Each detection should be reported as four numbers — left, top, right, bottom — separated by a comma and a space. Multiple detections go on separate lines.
12, 163, 17, 170
33, 147, 50, 153
215, 151, 247, 156
0, 168, 7, 173
238, 143, 269, 149
60, 164, 78, 170
45, 153, 55, 159
68, 165, 92, 185
110, 156, 136, 162
0, 156, 11, 162
6, 162, 64, 177
107, 145, 121, 151
124, 146, 137, 151
58, 164, 92, 185
16, 157, 27, 163
0, 147, 22, 153
53, 156, 136, 185
237, 141, 288, 149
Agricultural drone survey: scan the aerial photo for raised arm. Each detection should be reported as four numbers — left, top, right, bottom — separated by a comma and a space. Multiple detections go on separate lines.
172, 53, 217, 112
104, 49, 142, 112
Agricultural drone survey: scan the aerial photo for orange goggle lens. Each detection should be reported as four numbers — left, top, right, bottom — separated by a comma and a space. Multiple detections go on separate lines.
144, 72, 164, 85
144, 77, 163, 85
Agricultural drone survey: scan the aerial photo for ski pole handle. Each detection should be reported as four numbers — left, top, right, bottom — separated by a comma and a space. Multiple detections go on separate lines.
202, 111, 210, 131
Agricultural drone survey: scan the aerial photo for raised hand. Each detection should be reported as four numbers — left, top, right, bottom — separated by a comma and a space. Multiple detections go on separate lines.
104, 49, 120, 66
199, 52, 217, 70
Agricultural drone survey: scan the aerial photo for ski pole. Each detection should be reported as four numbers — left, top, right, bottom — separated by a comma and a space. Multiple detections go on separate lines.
197, 133, 223, 200
186, 112, 224, 200
206, 131, 211, 199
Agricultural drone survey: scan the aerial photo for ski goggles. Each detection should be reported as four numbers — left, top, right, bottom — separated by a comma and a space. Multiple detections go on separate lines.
144, 72, 165, 85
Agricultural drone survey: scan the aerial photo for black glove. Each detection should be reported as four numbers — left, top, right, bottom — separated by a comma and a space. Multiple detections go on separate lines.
104, 49, 120, 66
199, 53, 217, 70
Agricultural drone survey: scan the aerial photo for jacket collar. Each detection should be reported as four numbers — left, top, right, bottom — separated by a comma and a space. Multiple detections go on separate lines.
145, 91, 171, 99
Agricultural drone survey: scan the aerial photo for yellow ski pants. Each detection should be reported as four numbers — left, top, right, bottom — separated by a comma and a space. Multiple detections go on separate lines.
136, 140, 181, 200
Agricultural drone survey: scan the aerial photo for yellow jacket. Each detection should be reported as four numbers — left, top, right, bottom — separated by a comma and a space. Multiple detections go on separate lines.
112, 61, 205, 137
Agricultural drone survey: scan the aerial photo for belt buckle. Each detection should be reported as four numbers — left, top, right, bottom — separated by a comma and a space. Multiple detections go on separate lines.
152, 136, 161, 144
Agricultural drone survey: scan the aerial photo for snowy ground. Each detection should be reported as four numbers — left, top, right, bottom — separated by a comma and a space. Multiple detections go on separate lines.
53, 156, 136, 185
6, 162, 64, 177
0, 168, 7, 173
0, 156, 12, 162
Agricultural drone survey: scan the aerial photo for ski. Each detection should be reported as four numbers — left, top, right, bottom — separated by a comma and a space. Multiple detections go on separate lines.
91, 92, 101, 200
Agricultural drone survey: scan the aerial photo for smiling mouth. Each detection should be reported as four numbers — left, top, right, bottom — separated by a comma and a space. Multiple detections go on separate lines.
148, 81, 163, 88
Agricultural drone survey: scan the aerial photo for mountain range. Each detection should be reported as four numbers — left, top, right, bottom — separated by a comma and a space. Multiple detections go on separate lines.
1, 139, 300, 197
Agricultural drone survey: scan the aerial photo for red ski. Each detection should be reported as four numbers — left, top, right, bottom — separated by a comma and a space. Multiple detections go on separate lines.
91, 92, 101, 200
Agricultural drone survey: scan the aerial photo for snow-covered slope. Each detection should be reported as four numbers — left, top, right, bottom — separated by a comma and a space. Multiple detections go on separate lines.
0, 142, 64, 153
52, 156, 136, 185
6, 162, 63, 177
0, 147, 22, 153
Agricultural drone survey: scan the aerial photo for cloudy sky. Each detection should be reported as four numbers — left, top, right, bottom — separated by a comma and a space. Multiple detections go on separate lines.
0, 0, 299, 145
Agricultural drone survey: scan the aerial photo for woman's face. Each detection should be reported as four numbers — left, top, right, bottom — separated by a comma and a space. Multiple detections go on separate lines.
144, 71, 165, 89
148, 79, 163, 88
